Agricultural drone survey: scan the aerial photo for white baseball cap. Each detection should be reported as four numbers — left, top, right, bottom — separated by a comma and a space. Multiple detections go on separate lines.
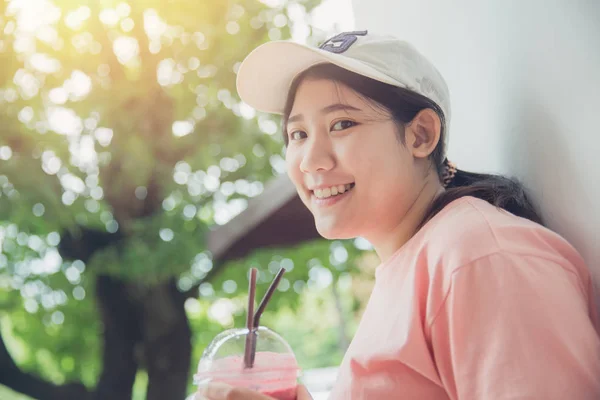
236, 30, 452, 142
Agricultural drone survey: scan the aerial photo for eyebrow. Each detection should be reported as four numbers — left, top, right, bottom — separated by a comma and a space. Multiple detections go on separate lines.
287, 103, 362, 124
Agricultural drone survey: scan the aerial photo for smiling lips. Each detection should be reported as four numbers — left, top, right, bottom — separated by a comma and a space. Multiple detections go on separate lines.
312, 183, 355, 199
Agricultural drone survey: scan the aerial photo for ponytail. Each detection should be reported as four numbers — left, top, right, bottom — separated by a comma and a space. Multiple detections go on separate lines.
425, 168, 544, 226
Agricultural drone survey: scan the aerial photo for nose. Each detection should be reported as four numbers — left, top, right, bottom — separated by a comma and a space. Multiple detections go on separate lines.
299, 133, 336, 173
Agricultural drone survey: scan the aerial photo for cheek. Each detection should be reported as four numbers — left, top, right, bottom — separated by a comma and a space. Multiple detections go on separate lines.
335, 138, 371, 173
346, 137, 413, 198
338, 135, 402, 180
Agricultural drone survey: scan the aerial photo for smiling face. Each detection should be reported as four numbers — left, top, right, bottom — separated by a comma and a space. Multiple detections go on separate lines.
284, 77, 427, 241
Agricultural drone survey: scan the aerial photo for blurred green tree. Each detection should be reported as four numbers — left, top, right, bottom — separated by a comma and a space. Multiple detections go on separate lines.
0, 0, 372, 399
0, 0, 376, 400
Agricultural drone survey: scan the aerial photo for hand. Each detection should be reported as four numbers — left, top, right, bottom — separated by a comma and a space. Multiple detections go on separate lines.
196, 383, 313, 400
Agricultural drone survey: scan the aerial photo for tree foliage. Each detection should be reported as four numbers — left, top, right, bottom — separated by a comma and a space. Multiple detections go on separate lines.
0, 0, 373, 398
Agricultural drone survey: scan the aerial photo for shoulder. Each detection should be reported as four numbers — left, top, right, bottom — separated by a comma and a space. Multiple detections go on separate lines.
403, 196, 591, 301
380, 195, 589, 288
419, 196, 584, 272
414, 197, 595, 329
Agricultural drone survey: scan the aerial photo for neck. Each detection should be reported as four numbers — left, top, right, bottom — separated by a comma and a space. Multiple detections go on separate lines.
369, 179, 445, 263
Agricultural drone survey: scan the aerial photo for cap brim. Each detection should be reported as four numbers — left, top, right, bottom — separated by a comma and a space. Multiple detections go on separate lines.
236, 41, 400, 115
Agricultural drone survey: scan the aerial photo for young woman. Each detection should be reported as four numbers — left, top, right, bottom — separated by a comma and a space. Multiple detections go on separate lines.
197, 31, 600, 399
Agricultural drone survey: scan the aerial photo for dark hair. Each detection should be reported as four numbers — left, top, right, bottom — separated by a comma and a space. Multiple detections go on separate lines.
282, 64, 543, 226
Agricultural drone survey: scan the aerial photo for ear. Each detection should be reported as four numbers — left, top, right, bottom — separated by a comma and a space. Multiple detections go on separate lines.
405, 109, 441, 159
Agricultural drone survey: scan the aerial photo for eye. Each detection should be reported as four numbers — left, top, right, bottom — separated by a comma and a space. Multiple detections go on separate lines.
331, 120, 357, 131
289, 130, 307, 141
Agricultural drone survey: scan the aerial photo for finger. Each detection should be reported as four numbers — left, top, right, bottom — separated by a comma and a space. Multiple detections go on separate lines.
297, 384, 313, 400
198, 382, 274, 400
228, 387, 274, 400
197, 382, 232, 400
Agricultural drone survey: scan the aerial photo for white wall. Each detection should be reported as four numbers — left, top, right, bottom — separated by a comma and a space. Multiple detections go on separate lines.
352, 0, 600, 308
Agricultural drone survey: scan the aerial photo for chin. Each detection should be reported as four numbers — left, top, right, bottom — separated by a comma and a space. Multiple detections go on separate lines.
315, 221, 356, 240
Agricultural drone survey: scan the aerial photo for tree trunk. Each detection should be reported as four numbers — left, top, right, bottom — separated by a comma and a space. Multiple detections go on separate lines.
77, 275, 192, 400
57, 224, 193, 400
0, 321, 92, 400
93, 275, 142, 400
140, 279, 192, 400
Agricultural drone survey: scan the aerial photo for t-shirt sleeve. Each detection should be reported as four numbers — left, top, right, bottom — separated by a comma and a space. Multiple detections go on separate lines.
429, 252, 600, 400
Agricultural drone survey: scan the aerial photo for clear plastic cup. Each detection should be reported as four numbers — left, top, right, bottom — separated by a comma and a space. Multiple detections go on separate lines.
193, 326, 300, 400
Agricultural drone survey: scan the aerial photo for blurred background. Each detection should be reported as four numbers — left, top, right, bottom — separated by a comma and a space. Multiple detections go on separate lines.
2, 0, 600, 399
0, 0, 368, 399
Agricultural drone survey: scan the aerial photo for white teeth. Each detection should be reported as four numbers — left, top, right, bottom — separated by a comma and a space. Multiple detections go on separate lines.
313, 184, 354, 199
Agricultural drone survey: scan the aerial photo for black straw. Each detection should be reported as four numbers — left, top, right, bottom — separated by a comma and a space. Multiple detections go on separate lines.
253, 267, 286, 329
243, 268, 258, 368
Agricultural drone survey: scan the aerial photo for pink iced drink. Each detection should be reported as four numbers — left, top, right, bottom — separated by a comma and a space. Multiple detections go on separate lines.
195, 351, 298, 400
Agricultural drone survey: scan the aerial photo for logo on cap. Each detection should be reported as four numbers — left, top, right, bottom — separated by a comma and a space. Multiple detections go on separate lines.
319, 30, 368, 54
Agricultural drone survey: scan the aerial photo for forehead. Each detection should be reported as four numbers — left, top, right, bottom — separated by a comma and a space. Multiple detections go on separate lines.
289, 78, 367, 115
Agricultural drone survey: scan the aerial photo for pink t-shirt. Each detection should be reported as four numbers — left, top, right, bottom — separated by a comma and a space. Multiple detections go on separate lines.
330, 196, 600, 399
